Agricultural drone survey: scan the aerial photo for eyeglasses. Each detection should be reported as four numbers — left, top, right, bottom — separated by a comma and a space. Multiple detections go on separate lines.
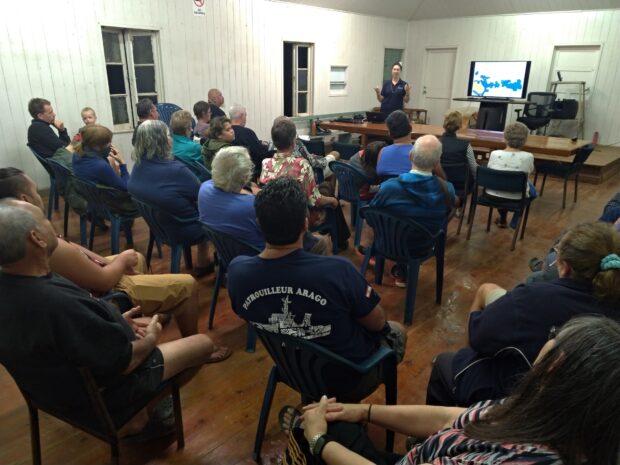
548, 325, 559, 340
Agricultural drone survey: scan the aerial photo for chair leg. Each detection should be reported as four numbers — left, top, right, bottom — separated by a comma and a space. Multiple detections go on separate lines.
435, 237, 445, 304
88, 216, 96, 251
28, 405, 42, 465
456, 196, 466, 235
520, 206, 531, 240
79, 214, 87, 246
374, 257, 385, 285
63, 201, 70, 238
533, 171, 538, 187
208, 267, 224, 329
574, 174, 579, 203
486, 207, 493, 232
540, 174, 547, 196
171, 246, 182, 273
47, 179, 55, 220
183, 245, 193, 270
54, 185, 59, 211
403, 260, 421, 325
110, 440, 120, 465
360, 244, 373, 276
246, 324, 257, 353
172, 382, 185, 449
350, 202, 357, 227
253, 367, 278, 463
466, 200, 477, 240
110, 218, 121, 255
146, 233, 155, 269
354, 207, 364, 248
510, 212, 523, 251
562, 177, 568, 209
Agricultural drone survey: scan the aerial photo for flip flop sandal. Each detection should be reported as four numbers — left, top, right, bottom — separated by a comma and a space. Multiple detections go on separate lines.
278, 405, 302, 434
205, 345, 232, 364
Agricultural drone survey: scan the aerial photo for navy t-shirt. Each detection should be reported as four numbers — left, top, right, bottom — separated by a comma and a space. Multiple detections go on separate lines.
227, 249, 381, 362
380, 79, 408, 116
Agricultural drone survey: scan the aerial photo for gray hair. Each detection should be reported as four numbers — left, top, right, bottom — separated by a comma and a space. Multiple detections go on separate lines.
229, 104, 246, 121
411, 134, 442, 171
504, 122, 529, 149
132, 120, 172, 164
0, 200, 38, 265
212, 146, 254, 192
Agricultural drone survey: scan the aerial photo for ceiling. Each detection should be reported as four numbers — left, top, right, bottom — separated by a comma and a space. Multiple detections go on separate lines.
274, 0, 620, 21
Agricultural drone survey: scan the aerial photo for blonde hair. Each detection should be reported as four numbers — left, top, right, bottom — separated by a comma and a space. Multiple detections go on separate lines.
81, 107, 96, 118
443, 111, 463, 133
170, 110, 193, 136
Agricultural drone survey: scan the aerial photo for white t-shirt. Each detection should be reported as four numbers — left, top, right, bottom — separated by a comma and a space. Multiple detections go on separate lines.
486, 149, 534, 199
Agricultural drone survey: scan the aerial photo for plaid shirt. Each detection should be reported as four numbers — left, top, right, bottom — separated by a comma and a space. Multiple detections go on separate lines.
259, 152, 321, 207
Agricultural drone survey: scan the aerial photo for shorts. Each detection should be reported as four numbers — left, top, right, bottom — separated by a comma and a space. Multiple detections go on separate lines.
485, 288, 507, 306
380, 321, 406, 363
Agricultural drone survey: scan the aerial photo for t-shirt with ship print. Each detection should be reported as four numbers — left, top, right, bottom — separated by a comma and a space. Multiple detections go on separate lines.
227, 248, 381, 363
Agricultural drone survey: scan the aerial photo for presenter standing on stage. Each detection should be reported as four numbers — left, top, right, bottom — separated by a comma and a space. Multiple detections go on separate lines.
374, 62, 411, 117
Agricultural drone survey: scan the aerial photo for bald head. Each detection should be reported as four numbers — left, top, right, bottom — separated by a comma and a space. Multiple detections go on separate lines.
411, 135, 442, 171
208, 88, 224, 107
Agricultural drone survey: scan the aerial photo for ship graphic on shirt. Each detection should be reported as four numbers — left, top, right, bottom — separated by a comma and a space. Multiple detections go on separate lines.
252, 296, 331, 340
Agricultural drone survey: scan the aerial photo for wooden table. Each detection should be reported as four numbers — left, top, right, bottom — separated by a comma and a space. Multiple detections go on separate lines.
320, 121, 589, 157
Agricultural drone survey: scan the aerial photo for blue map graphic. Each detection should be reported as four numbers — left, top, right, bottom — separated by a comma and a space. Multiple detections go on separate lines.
472, 71, 523, 97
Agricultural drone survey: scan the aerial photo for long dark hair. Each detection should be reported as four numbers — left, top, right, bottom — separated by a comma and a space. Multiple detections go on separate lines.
465, 315, 620, 465
362, 141, 387, 169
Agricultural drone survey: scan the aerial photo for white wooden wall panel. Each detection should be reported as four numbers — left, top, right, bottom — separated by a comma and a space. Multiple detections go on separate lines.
0, 0, 407, 188
406, 9, 620, 144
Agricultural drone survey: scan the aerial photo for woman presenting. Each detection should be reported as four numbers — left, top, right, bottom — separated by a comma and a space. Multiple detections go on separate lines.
374, 62, 411, 117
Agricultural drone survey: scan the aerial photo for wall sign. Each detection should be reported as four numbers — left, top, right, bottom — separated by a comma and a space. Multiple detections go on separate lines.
193, 0, 205, 16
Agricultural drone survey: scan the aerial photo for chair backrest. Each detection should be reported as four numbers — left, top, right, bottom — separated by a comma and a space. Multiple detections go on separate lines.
45, 158, 73, 186
72, 177, 113, 218
524, 92, 556, 118
360, 207, 443, 262
571, 143, 594, 170
476, 166, 528, 198
28, 147, 56, 179
173, 156, 212, 182
301, 139, 325, 156
441, 161, 470, 194
332, 142, 361, 161
156, 103, 183, 127
132, 197, 194, 246
254, 327, 395, 403
329, 161, 371, 203
202, 223, 261, 268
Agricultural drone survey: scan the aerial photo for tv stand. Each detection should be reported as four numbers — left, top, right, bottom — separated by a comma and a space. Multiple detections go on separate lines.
453, 97, 529, 131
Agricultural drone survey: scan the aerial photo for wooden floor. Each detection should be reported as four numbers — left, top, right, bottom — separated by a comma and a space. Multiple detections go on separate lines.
1, 173, 618, 465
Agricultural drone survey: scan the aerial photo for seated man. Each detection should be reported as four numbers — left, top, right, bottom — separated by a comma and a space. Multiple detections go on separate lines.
131, 98, 159, 146
227, 176, 407, 364
370, 135, 457, 286
208, 88, 227, 118
0, 199, 214, 436
375, 110, 413, 177
229, 104, 270, 180
27, 97, 71, 158
0, 167, 230, 362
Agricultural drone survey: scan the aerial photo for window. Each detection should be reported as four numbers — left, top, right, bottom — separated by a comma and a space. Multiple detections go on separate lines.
102, 28, 161, 130
330, 66, 347, 95
283, 43, 314, 116
383, 48, 404, 81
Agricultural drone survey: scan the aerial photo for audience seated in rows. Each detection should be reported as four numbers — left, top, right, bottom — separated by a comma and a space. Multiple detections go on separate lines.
171, 110, 203, 165
486, 121, 536, 229
193, 100, 211, 139
131, 98, 159, 146
348, 141, 385, 200
439, 110, 478, 182
227, 176, 407, 363
208, 88, 226, 119
128, 120, 214, 276
229, 104, 270, 180
0, 199, 216, 438
201, 116, 235, 171
27, 97, 72, 158
427, 221, 620, 407
301, 315, 620, 465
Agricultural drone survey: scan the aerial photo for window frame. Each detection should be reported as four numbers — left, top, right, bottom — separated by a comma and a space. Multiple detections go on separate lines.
292, 43, 314, 117
329, 65, 348, 96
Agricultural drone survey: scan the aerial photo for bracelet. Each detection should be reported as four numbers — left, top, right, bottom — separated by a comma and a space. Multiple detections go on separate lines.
367, 404, 373, 423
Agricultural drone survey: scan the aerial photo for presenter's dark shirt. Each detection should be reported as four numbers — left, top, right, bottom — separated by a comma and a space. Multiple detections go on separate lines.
380, 79, 408, 117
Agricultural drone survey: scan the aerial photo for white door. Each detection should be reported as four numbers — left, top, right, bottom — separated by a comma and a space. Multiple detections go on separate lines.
421, 48, 457, 126
548, 45, 600, 100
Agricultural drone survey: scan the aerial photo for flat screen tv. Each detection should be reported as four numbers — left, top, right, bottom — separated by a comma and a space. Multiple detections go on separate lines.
467, 60, 531, 99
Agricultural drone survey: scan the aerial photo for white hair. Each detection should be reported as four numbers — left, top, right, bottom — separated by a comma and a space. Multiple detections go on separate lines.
211, 146, 254, 192
229, 104, 246, 121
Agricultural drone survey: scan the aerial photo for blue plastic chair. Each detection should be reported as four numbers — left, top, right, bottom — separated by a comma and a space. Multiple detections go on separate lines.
156, 103, 183, 127
533, 144, 594, 209
72, 178, 137, 254
252, 328, 397, 462
202, 224, 261, 352
173, 156, 211, 182
28, 147, 59, 219
300, 138, 325, 156
45, 159, 88, 245
441, 161, 471, 235
360, 207, 445, 325
332, 142, 361, 161
329, 161, 374, 247
132, 198, 201, 273
466, 166, 531, 251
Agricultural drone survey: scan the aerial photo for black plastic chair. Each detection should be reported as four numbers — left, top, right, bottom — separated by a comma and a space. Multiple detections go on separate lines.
173, 156, 212, 182
72, 178, 138, 254
28, 147, 59, 219
3, 364, 184, 465
309, 204, 340, 255
329, 161, 373, 247
515, 92, 556, 134
300, 138, 325, 156
441, 161, 471, 235
466, 166, 531, 251
202, 224, 261, 352
252, 328, 397, 462
332, 142, 361, 161
45, 159, 88, 244
360, 207, 445, 325
533, 144, 594, 209
156, 102, 183, 127
132, 198, 199, 273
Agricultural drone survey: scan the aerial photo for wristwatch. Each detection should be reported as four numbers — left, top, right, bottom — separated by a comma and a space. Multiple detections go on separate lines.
309, 433, 333, 459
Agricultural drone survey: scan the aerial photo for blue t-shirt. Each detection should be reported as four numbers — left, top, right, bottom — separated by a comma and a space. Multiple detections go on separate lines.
198, 180, 264, 249
227, 249, 381, 362
376, 143, 412, 177
380, 79, 408, 116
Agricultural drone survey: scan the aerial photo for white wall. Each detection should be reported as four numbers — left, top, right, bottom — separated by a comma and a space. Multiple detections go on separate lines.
0, 0, 408, 188
405, 9, 620, 144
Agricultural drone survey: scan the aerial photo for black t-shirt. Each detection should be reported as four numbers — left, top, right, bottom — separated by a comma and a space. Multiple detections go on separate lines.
380, 79, 408, 117
232, 125, 270, 176
227, 249, 381, 362
27, 118, 71, 158
0, 272, 134, 414
210, 104, 226, 119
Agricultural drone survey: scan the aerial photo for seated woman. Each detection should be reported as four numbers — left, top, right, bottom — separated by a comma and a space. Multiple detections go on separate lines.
301, 315, 620, 465
486, 121, 536, 229
201, 116, 235, 170
348, 141, 385, 201
128, 120, 214, 276
426, 221, 620, 407
193, 100, 211, 139
439, 110, 477, 183
170, 110, 203, 165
